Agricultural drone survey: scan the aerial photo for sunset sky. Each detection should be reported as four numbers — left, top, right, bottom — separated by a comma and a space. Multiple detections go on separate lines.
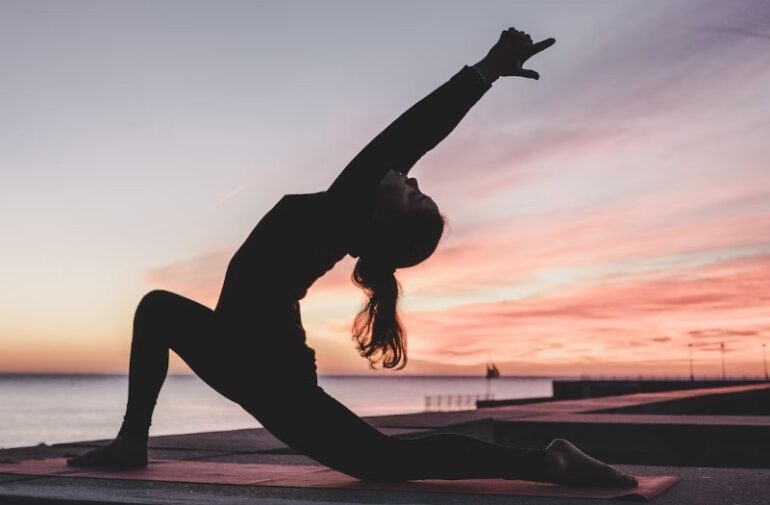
2, 0, 769, 376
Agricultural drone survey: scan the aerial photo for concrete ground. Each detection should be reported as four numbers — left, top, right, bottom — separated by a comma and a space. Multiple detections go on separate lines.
2, 383, 768, 504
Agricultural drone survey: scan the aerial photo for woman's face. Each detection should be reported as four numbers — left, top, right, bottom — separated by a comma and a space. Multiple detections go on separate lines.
373, 170, 438, 221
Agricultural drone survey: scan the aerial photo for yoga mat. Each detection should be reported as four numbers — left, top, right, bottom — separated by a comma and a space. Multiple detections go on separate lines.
0, 458, 680, 501
0, 458, 326, 485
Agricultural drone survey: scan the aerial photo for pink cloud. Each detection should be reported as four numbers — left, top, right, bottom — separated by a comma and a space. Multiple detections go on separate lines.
395, 254, 770, 373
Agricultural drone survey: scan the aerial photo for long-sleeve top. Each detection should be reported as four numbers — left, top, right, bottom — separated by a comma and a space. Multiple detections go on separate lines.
214, 65, 492, 376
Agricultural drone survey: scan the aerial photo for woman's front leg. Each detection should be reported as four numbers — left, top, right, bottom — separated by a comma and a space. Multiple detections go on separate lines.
68, 290, 231, 468
118, 290, 231, 438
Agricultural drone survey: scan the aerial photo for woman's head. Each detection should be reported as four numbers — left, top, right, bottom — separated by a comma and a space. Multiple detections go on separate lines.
351, 170, 447, 369
368, 169, 444, 267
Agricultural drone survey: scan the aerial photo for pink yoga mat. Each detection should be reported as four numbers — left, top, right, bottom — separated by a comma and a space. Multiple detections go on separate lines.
0, 458, 680, 501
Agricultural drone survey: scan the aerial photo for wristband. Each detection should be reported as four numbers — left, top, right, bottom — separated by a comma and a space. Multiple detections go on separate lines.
470, 64, 492, 85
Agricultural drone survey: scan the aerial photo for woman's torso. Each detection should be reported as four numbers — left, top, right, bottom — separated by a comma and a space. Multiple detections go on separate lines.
212, 191, 359, 379
217, 191, 353, 310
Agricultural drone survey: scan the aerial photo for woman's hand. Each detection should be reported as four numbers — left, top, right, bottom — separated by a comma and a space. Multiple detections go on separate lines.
474, 27, 556, 81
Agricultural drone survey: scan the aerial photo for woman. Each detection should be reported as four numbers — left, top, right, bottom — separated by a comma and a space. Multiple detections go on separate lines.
68, 27, 636, 487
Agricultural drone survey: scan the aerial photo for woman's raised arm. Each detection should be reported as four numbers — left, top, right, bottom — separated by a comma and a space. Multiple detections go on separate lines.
326, 64, 491, 201
327, 27, 555, 204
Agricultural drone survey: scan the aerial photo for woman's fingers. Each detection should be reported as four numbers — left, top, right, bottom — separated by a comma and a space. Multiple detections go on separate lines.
515, 69, 540, 80
529, 37, 556, 56
517, 37, 555, 79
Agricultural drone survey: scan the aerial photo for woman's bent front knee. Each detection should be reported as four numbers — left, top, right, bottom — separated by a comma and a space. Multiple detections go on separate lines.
133, 290, 191, 336
136, 290, 177, 316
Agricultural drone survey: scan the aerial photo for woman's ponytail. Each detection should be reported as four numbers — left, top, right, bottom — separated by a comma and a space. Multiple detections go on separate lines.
351, 257, 407, 369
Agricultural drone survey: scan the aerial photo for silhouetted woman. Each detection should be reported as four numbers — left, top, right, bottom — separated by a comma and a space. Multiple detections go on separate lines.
69, 28, 636, 487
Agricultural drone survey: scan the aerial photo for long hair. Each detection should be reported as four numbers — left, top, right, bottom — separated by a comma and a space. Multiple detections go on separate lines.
351, 209, 447, 370
351, 258, 406, 369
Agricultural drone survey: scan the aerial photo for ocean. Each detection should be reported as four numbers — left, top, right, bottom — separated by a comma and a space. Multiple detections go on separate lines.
0, 375, 552, 449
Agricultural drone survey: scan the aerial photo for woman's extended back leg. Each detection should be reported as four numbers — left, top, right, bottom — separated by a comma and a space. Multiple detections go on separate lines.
247, 385, 548, 482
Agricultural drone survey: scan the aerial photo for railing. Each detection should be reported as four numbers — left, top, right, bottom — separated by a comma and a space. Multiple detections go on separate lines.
424, 393, 494, 412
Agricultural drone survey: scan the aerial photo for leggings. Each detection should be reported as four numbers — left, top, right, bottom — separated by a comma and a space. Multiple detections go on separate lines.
119, 289, 548, 482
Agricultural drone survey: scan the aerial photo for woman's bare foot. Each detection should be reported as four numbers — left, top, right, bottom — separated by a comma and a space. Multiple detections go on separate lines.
66, 434, 148, 469
544, 439, 637, 487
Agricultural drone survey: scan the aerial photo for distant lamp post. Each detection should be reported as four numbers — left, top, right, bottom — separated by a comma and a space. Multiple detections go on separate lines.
688, 343, 694, 381
763, 343, 768, 381
720, 342, 726, 380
